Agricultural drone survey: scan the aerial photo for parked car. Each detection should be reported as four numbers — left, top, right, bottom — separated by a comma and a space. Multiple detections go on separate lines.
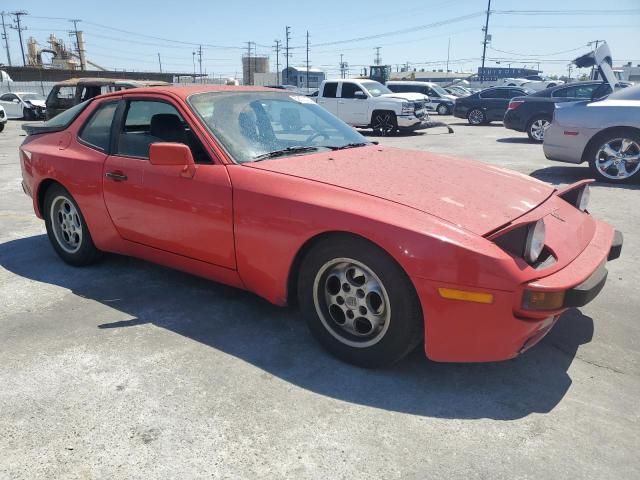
502, 76, 564, 92
0, 91, 46, 120
504, 81, 614, 142
386, 81, 456, 115
453, 86, 530, 125
315, 79, 429, 135
45, 77, 169, 119
0, 105, 6, 131
445, 85, 472, 97
20, 85, 622, 367
543, 83, 640, 183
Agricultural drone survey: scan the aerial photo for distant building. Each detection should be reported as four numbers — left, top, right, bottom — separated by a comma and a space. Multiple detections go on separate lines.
619, 63, 640, 82
477, 67, 539, 81
389, 70, 473, 84
242, 55, 269, 85
282, 67, 325, 89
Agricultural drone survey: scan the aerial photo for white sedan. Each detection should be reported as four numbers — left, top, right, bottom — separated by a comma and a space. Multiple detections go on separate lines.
501, 76, 564, 92
0, 91, 47, 120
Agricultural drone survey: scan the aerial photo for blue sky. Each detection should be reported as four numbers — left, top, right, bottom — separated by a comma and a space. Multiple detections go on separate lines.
2, 0, 639, 79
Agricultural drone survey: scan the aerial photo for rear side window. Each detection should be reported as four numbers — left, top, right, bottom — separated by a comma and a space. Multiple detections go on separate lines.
43, 100, 90, 128
323, 82, 338, 98
78, 102, 118, 151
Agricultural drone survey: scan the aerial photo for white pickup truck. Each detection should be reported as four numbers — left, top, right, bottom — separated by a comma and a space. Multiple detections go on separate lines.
314, 79, 429, 135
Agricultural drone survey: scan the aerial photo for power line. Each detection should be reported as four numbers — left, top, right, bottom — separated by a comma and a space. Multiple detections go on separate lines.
489, 45, 586, 57
493, 8, 640, 16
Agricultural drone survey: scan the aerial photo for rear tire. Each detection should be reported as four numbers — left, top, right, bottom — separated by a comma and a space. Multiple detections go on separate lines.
0, 123, 4, 132
43, 184, 102, 266
371, 111, 398, 136
436, 103, 450, 115
586, 128, 640, 183
467, 108, 486, 125
526, 115, 551, 143
298, 235, 423, 368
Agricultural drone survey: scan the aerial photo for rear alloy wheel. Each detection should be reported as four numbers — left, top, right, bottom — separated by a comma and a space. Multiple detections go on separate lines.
436, 103, 449, 115
527, 116, 551, 143
588, 130, 640, 183
371, 111, 398, 136
467, 108, 485, 125
298, 235, 423, 368
44, 184, 101, 266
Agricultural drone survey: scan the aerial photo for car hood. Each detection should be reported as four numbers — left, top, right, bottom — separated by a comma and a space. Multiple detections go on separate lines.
379, 92, 428, 102
25, 99, 46, 108
249, 146, 554, 235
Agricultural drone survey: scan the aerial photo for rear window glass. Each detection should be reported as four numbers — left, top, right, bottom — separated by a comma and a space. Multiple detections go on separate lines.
42, 100, 91, 128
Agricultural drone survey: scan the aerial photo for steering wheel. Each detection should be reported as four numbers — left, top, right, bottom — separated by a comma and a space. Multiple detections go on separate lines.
305, 131, 330, 143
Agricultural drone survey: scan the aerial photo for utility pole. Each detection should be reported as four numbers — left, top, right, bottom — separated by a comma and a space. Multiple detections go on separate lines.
1, 12, 11, 66
340, 53, 344, 79
192, 51, 196, 79
9, 10, 28, 66
69, 19, 86, 70
273, 40, 281, 85
567, 63, 573, 80
306, 30, 310, 91
446, 37, 451, 73
246, 41, 253, 85
480, 0, 491, 83
157, 53, 162, 73
198, 45, 203, 84
285, 26, 291, 85
374, 47, 381, 66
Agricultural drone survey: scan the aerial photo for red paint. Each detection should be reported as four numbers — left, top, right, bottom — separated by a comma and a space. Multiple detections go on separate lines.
18, 86, 619, 362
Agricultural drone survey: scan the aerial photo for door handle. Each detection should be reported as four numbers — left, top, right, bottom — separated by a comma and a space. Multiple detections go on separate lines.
105, 171, 128, 182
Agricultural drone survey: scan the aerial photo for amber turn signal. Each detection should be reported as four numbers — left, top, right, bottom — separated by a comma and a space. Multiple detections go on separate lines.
438, 288, 494, 304
521, 290, 565, 311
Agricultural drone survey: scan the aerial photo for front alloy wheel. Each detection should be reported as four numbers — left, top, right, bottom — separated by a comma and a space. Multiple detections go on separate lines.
589, 133, 640, 183
371, 111, 397, 136
467, 109, 485, 125
298, 235, 423, 368
436, 103, 449, 115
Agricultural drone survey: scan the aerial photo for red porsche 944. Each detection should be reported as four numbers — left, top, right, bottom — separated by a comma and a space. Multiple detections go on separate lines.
19, 86, 622, 367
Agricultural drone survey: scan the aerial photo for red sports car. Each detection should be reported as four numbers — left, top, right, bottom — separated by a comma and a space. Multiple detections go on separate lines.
19, 86, 623, 367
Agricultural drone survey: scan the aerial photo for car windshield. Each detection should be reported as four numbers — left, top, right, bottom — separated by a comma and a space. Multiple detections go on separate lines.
430, 84, 450, 96
360, 81, 392, 97
608, 83, 640, 100
188, 91, 369, 163
21, 93, 45, 101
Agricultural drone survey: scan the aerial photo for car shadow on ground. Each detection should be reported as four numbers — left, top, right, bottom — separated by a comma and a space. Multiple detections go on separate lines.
531, 165, 640, 188
496, 137, 536, 144
0, 235, 594, 421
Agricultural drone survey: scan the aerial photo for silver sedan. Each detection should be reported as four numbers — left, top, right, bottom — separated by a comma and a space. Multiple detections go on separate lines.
543, 84, 640, 183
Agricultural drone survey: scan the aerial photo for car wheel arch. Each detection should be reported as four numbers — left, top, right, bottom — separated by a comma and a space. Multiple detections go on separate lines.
36, 178, 65, 217
285, 230, 412, 307
581, 126, 640, 164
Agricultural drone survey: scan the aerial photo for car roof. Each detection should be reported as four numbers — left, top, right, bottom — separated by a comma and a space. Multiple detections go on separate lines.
387, 81, 436, 86
95, 84, 278, 101
53, 77, 170, 87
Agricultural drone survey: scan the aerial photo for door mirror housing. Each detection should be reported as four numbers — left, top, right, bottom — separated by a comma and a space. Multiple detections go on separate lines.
149, 142, 196, 178
354, 91, 367, 99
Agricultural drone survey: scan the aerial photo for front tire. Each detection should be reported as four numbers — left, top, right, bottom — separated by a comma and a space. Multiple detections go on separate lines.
44, 184, 101, 266
526, 115, 551, 143
467, 108, 486, 125
371, 111, 398, 136
587, 129, 640, 183
436, 103, 450, 115
0, 123, 4, 132
298, 235, 423, 368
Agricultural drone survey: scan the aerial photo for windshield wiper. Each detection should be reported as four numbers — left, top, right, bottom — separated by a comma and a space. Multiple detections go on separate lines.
326, 142, 370, 150
252, 146, 321, 161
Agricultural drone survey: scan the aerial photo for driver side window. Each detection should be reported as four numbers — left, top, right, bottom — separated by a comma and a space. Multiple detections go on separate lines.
340, 83, 364, 99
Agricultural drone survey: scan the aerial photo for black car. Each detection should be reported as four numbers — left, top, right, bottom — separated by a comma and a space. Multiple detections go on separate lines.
503, 81, 613, 142
452, 87, 530, 125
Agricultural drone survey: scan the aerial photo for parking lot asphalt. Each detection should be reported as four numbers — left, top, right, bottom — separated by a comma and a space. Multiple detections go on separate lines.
1, 117, 638, 479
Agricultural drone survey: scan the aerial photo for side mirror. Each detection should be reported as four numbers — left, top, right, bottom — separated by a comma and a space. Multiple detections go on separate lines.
13, 99, 20, 103
354, 91, 367, 99
149, 142, 196, 178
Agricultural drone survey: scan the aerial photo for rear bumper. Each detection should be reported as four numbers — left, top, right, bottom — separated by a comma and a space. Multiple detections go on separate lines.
542, 124, 590, 164
415, 220, 621, 363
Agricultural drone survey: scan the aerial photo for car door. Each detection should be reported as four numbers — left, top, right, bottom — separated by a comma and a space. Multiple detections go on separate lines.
316, 82, 339, 116
482, 89, 513, 120
0, 93, 22, 118
337, 82, 369, 125
102, 97, 236, 269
